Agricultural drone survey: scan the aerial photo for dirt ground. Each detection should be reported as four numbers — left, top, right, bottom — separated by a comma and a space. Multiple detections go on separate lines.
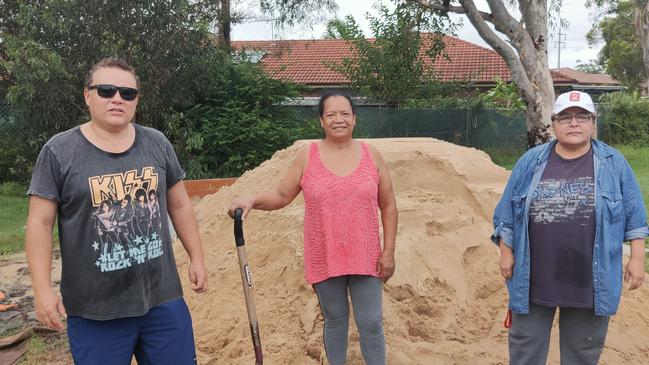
180, 138, 649, 364
2, 138, 649, 364
0, 251, 72, 365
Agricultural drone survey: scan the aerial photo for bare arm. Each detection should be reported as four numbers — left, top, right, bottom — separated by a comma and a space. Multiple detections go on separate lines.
499, 239, 514, 279
369, 145, 398, 282
228, 145, 308, 219
625, 238, 646, 290
168, 181, 207, 293
25, 196, 66, 330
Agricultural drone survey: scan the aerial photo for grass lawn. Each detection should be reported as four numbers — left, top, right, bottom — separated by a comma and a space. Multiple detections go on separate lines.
0, 195, 28, 255
483, 146, 522, 170
613, 145, 649, 272
16, 333, 72, 365
615, 145, 649, 215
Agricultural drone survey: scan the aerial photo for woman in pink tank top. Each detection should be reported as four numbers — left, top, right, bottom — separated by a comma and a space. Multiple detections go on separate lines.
229, 92, 397, 365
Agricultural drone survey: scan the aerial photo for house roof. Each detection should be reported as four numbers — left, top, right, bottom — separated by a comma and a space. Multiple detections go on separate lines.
231, 36, 577, 86
552, 67, 619, 85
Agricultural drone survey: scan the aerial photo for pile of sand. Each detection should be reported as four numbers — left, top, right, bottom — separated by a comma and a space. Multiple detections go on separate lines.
174, 138, 649, 364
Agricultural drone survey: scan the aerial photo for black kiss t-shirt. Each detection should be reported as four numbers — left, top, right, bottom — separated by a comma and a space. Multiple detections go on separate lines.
28, 124, 185, 320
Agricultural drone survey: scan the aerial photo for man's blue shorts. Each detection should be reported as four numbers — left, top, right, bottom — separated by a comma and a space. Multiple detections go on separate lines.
66, 298, 197, 365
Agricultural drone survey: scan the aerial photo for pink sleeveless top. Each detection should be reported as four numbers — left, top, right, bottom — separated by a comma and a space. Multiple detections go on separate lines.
299, 141, 381, 284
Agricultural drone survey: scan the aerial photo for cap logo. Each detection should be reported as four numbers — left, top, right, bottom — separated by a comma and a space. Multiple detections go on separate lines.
569, 92, 580, 101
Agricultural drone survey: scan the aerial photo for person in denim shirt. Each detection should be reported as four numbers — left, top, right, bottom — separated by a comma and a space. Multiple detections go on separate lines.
492, 91, 648, 365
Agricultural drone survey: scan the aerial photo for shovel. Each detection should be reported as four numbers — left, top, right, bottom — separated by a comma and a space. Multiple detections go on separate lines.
234, 208, 263, 365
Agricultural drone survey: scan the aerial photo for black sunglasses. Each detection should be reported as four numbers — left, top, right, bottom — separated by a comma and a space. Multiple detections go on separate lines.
87, 84, 138, 101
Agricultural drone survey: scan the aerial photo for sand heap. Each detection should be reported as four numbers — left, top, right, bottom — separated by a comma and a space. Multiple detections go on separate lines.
175, 138, 649, 364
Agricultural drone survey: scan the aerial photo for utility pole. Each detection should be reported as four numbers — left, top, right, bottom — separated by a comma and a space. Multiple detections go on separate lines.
555, 30, 566, 68
555, 8, 566, 68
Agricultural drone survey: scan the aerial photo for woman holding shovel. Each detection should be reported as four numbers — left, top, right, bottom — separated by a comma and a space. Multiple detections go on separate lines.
228, 91, 398, 365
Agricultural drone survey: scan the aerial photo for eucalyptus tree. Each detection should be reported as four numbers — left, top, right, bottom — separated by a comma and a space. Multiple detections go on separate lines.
589, 0, 649, 94
208, 0, 338, 47
588, 1, 645, 91
407, 0, 559, 146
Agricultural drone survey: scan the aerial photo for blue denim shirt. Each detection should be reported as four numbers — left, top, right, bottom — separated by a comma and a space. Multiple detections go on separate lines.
492, 139, 648, 316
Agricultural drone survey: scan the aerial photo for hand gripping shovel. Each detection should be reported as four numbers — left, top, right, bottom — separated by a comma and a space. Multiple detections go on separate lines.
234, 208, 263, 364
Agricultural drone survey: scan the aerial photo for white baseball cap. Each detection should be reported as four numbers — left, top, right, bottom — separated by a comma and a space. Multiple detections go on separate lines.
552, 91, 596, 116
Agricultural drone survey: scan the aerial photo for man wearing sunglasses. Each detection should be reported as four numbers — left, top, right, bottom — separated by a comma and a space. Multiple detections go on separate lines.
492, 90, 647, 364
25, 57, 207, 365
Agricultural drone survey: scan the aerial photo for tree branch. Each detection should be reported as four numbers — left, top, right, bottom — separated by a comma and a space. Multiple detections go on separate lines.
458, 0, 534, 100
411, 0, 492, 22
485, 0, 539, 75
485, 0, 522, 35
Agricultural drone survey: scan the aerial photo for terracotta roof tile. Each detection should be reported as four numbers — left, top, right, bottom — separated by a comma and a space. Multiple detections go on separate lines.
552, 67, 619, 85
232, 35, 581, 85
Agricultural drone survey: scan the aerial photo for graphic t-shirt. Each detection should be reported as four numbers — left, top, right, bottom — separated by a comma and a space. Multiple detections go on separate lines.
528, 146, 595, 308
28, 124, 185, 320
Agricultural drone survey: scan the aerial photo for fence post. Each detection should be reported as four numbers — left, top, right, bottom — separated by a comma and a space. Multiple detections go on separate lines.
404, 105, 409, 137
465, 109, 470, 146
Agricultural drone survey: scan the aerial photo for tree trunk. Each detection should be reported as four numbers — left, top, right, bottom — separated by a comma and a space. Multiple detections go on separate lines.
410, 0, 554, 148
525, 85, 554, 148
635, 4, 649, 96
216, 0, 231, 48
524, 50, 555, 147
463, 0, 554, 147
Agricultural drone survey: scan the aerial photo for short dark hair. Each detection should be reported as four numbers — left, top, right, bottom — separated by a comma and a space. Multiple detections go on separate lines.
318, 91, 355, 117
85, 57, 139, 89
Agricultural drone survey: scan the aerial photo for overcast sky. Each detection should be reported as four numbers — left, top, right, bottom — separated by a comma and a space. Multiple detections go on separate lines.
231, 0, 600, 70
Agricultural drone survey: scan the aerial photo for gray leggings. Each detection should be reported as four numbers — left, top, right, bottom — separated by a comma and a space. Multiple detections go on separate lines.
509, 302, 610, 365
314, 275, 385, 365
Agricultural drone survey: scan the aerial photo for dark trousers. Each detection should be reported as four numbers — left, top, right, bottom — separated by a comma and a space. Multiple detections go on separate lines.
509, 302, 609, 365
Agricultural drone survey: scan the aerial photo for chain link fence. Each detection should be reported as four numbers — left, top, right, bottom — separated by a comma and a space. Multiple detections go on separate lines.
0, 102, 18, 140
295, 106, 528, 150
0, 102, 34, 183
0, 102, 614, 182
594, 104, 612, 143
0, 102, 614, 151
295, 105, 611, 150
0, 102, 13, 124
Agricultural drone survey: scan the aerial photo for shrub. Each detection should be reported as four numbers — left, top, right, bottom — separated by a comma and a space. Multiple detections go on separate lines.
598, 91, 649, 146
0, 182, 27, 196
164, 49, 321, 178
1, 1, 319, 180
0, 114, 34, 184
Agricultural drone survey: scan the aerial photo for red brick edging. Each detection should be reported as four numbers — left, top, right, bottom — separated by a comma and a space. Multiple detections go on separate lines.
184, 178, 237, 199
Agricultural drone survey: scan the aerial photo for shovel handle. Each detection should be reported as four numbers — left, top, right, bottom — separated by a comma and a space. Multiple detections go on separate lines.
234, 208, 245, 246
233, 207, 263, 364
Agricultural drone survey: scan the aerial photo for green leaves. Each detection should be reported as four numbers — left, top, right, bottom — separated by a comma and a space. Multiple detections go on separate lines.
599, 91, 649, 145
163, 48, 318, 178
326, 4, 455, 105
1, 0, 320, 181
479, 78, 526, 112
589, 0, 647, 91
259, 0, 337, 28
323, 15, 364, 40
